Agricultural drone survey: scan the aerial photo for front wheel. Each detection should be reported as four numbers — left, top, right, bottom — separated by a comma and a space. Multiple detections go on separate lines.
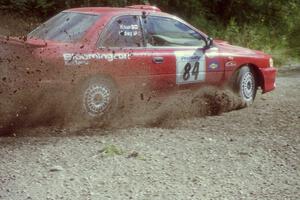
232, 66, 257, 107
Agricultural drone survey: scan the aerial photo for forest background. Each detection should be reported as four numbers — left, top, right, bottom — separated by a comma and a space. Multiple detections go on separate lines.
1, 0, 299, 65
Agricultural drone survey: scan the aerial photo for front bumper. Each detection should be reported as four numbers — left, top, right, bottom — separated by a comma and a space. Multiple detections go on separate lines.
259, 67, 277, 93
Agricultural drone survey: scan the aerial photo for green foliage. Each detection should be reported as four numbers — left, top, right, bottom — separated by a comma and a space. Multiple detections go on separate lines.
211, 18, 289, 65
2, 0, 55, 15
211, 19, 277, 52
99, 145, 124, 157
287, 15, 300, 58
1, 0, 299, 62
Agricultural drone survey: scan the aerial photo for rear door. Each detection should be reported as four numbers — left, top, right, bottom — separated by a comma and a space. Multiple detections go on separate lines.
95, 15, 153, 91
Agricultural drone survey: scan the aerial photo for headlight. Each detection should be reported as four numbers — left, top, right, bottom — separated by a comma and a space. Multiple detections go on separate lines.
269, 58, 274, 68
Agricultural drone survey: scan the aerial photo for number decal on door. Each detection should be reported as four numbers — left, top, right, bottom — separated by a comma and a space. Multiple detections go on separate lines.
175, 50, 206, 84
183, 62, 201, 81
183, 63, 192, 80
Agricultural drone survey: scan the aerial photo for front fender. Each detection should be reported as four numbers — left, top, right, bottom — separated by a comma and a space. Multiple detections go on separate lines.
259, 67, 277, 93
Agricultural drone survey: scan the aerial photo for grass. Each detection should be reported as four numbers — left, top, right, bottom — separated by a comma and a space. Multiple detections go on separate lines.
99, 144, 124, 157
99, 145, 147, 161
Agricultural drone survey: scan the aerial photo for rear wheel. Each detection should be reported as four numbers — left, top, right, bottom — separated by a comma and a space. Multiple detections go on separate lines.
232, 66, 257, 107
68, 76, 118, 127
84, 82, 113, 116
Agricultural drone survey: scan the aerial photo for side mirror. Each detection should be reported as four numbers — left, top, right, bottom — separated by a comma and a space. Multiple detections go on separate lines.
204, 37, 213, 50
142, 11, 147, 19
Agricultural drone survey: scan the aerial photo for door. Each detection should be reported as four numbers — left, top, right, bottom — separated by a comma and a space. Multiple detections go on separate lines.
96, 15, 154, 91
141, 15, 223, 90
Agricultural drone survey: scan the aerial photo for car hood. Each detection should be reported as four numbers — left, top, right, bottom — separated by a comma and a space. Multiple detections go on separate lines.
213, 39, 269, 58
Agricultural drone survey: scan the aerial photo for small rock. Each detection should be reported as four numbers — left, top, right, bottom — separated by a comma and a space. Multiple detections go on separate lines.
238, 152, 249, 156
192, 178, 198, 183
127, 151, 139, 158
49, 165, 64, 172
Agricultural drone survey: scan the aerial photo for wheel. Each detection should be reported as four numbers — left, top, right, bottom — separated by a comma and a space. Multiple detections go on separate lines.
68, 76, 118, 126
232, 66, 257, 107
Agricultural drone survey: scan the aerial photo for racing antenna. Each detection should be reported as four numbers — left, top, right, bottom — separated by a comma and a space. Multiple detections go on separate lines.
126, 5, 161, 12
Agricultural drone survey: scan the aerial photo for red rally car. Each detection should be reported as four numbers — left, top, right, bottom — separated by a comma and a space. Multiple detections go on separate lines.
0, 5, 276, 124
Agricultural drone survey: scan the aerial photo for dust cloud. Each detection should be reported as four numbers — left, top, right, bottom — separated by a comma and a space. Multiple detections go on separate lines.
109, 86, 244, 129
0, 38, 243, 136
0, 39, 68, 135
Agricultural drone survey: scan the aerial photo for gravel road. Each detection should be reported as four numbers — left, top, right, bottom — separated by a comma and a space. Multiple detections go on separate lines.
0, 12, 299, 200
0, 69, 299, 200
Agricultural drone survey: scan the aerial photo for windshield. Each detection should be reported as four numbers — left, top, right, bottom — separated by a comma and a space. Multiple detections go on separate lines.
28, 12, 100, 42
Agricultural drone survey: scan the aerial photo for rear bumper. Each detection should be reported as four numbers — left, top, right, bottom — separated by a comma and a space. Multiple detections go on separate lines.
259, 67, 277, 93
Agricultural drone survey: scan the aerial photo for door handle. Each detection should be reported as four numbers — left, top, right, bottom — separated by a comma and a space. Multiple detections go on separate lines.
153, 57, 164, 64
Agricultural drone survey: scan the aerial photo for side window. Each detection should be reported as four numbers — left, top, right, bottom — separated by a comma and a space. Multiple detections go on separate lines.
143, 16, 206, 47
101, 15, 143, 47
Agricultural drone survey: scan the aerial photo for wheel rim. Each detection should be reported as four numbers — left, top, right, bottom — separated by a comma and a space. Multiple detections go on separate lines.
241, 72, 255, 101
84, 84, 111, 116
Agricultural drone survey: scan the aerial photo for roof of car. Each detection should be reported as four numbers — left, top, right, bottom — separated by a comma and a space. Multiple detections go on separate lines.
66, 5, 164, 16
65, 5, 208, 38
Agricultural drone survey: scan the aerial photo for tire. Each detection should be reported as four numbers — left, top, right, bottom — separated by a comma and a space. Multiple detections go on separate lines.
68, 76, 119, 127
232, 66, 257, 107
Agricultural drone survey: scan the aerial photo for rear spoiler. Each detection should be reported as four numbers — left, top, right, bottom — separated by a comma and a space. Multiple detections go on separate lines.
0, 35, 47, 48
